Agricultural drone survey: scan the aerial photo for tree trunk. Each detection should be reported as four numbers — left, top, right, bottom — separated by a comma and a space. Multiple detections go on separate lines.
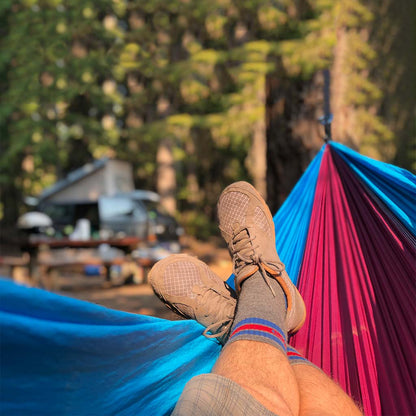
370, 0, 416, 171
156, 138, 176, 215
331, 27, 357, 147
246, 79, 267, 200
186, 132, 201, 205
266, 72, 323, 213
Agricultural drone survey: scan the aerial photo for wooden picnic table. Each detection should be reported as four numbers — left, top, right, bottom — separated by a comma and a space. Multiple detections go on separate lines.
1, 235, 158, 289
25, 236, 142, 250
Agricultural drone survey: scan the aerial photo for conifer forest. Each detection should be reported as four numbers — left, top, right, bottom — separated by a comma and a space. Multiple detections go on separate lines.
1, 0, 414, 237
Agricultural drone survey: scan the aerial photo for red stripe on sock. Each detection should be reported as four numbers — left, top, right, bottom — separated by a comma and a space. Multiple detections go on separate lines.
231, 324, 286, 344
287, 351, 303, 358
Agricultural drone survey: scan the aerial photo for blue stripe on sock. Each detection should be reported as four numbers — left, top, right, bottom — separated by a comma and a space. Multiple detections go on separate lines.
287, 346, 308, 361
232, 317, 286, 340
230, 329, 287, 351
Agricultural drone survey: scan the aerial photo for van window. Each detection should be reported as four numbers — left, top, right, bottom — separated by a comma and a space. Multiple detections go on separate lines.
99, 197, 135, 220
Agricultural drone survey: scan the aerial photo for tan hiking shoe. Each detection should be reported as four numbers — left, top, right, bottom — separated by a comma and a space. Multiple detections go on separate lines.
149, 254, 237, 344
217, 181, 306, 334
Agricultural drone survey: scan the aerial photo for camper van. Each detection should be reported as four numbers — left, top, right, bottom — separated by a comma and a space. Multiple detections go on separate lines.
18, 159, 183, 247
36, 191, 183, 244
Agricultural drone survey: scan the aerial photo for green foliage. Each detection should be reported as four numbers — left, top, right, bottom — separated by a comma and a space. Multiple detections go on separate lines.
334, 0, 396, 160
180, 210, 218, 240
1, 0, 118, 205
1, 0, 405, 231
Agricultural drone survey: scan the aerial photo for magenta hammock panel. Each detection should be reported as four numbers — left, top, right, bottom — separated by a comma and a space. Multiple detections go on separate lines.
291, 146, 416, 416
332, 149, 416, 415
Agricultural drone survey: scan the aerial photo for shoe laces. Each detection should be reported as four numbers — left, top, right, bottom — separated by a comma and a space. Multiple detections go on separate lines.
228, 225, 282, 297
203, 319, 233, 344
193, 285, 234, 344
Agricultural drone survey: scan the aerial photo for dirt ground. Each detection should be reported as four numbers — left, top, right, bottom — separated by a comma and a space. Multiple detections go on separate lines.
3, 236, 233, 321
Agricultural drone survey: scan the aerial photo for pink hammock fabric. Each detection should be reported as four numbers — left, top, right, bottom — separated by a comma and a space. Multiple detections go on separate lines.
291, 146, 416, 415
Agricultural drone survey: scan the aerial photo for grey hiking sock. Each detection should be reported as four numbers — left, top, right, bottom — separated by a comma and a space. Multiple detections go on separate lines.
226, 271, 288, 354
287, 345, 322, 371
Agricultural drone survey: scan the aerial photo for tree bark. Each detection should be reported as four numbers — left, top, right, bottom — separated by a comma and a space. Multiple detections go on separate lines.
246, 80, 267, 200
186, 131, 201, 205
370, 0, 416, 171
331, 27, 357, 147
266, 72, 323, 213
156, 138, 176, 215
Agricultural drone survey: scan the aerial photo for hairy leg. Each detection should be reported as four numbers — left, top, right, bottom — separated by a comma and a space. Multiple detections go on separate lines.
213, 341, 300, 416
292, 363, 363, 416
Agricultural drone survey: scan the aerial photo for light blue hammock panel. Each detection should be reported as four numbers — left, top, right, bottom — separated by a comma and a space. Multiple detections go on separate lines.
0, 148, 321, 415
273, 146, 325, 285
0, 281, 220, 415
1, 143, 414, 415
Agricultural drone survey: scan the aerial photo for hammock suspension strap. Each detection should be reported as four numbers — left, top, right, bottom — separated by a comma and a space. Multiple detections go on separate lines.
318, 69, 333, 143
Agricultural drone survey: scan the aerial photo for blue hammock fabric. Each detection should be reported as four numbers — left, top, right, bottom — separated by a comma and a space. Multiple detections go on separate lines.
272, 146, 324, 285
0, 280, 221, 415
1, 142, 415, 415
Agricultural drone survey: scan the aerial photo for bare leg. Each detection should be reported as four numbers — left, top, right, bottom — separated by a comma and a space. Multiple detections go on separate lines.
292, 363, 363, 416
212, 181, 307, 415
209, 265, 300, 416
213, 341, 299, 416
213, 343, 363, 416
